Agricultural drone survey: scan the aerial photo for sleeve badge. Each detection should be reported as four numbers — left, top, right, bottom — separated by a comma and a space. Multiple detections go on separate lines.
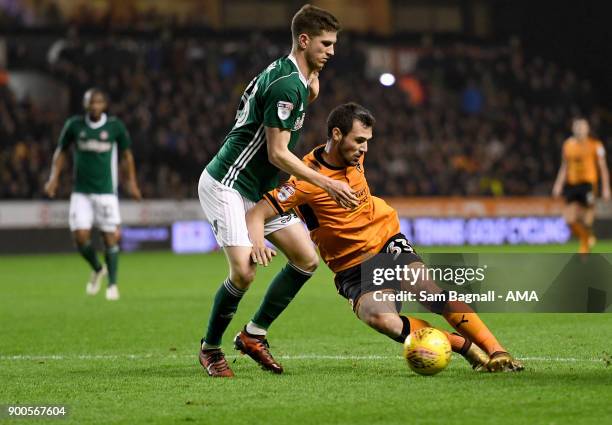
277, 101, 294, 120
277, 183, 296, 202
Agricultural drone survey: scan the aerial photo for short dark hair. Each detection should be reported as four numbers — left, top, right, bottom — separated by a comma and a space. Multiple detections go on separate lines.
291, 4, 341, 42
83, 87, 107, 103
327, 102, 375, 138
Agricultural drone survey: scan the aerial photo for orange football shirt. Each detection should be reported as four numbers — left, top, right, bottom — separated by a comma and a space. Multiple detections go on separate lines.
563, 137, 605, 185
263, 146, 400, 273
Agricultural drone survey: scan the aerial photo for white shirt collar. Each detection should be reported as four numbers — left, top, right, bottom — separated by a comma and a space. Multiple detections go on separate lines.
288, 54, 309, 88
85, 113, 107, 129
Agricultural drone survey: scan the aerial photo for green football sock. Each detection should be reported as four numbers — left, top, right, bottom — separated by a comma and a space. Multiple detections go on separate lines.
251, 263, 313, 330
204, 278, 245, 347
104, 245, 120, 285
77, 241, 102, 272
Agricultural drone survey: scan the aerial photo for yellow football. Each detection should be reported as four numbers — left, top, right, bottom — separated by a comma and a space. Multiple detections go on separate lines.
403, 327, 452, 376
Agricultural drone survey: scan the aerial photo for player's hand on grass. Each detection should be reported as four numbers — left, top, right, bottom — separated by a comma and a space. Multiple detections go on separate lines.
44, 179, 58, 198
250, 242, 277, 267
324, 178, 358, 209
308, 71, 319, 102
128, 180, 142, 200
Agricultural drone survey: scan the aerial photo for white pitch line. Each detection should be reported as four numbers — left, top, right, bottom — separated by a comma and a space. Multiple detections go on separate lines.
518, 356, 603, 363
0, 354, 604, 363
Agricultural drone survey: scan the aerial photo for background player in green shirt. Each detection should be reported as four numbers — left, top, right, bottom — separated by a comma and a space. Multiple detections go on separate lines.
44, 88, 141, 301
198, 5, 358, 377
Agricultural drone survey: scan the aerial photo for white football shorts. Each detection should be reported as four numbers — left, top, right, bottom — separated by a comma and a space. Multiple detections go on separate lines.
198, 168, 301, 247
69, 192, 121, 233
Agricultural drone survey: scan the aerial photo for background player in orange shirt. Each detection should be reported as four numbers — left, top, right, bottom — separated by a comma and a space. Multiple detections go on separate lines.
553, 118, 610, 253
247, 103, 524, 372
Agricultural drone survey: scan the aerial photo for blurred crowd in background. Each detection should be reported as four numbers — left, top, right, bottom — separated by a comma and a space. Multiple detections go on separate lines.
0, 31, 607, 199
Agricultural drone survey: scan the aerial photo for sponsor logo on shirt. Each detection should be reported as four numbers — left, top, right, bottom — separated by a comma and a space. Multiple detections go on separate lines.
277, 101, 294, 120
277, 183, 296, 202
78, 140, 112, 153
100, 130, 109, 140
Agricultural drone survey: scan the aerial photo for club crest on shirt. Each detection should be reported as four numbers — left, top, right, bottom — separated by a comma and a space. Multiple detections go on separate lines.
293, 112, 305, 131
277, 183, 296, 202
277, 101, 294, 120
100, 130, 109, 140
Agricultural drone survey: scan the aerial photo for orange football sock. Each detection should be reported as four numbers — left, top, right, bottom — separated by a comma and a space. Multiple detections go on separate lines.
407, 316, 430, 332
569, 222, 585, 239
576, 223, 589, 253
407, 316, 469, 354
570, 222, 590, 253
583, 224, 594, 253
441, 301, 505, 355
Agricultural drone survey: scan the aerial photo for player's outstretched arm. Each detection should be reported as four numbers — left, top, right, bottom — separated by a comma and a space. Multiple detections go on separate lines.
245, 201, 277, 266
121, 149, 142, 200
552, 159, 567, 198
597, 153, 610, 200
266, 127, 358, 209
44, 148, 67, 198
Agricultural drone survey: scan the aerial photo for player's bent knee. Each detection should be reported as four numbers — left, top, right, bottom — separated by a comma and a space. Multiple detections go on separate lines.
102, 232, 118, 247
73, 231, 91, 246
363, 312, 395, 334
301, 254, 319, 273
291, 253, 319, 273
230, 266, 256, 289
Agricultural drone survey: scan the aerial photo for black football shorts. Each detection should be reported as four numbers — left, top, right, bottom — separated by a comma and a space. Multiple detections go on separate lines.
334, 233, 422, 312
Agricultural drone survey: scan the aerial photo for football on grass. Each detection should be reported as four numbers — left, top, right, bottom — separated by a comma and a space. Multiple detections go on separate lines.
403, 327, 452, 376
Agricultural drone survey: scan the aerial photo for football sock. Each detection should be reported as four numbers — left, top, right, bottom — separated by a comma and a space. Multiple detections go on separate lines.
392, 315, 412, 343
203, 278, 245, 347
569, 222, 586, 239
104, 245, 120, 285
450, 332, 473, 355
245, 321, 268, 336
570, 222, 590, 252
400, 316, 469, 354
251, 262, 313, 329
441, 301, 505, 355
583, 223, 594, 252
77, 241, 102, 272
579, 223, 590, 252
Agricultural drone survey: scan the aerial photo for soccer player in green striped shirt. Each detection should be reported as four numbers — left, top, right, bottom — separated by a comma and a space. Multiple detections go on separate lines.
198, 5, 357, 377
44, 88, 141, 301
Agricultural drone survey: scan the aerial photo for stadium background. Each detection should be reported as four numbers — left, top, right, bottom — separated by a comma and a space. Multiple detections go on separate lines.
1, 0, 612, 253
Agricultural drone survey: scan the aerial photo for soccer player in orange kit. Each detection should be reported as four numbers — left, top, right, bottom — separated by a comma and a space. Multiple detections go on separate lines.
553, 118, 610, 253
247, 103, 524, 372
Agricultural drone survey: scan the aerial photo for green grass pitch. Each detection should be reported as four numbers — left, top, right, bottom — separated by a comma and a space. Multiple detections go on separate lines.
1, 242, 611, 424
